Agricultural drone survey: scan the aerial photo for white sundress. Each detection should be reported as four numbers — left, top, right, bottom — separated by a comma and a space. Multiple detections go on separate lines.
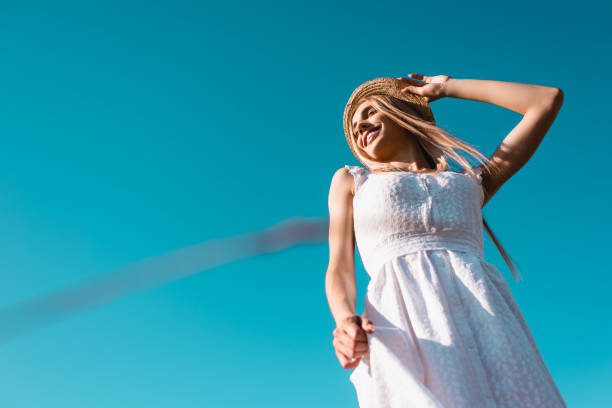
344, 164, 567, 408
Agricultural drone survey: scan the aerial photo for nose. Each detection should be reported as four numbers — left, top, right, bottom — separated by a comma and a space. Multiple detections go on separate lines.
358, 121, 372, 136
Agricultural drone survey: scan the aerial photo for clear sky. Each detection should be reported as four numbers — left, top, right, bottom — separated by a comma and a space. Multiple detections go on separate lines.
0, 1, 610, 406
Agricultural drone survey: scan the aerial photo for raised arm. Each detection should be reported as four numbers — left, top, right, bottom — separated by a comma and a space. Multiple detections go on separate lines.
398, 73, 564, 206
442, 77, 564, 205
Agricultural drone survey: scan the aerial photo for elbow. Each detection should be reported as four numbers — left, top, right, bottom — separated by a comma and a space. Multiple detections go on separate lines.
536, 87, 563, 112
550, 87, 564, 108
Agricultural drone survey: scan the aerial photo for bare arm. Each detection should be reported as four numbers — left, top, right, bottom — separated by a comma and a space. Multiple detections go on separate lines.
443, 77, 564, 205
325, 167, 358, 326
325, 167, 374, 369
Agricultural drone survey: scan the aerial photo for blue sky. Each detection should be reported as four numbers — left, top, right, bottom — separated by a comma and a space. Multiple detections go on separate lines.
0, 1, 610, 406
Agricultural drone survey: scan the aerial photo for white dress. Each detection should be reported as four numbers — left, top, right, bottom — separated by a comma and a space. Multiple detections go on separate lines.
344, 164, 567, 408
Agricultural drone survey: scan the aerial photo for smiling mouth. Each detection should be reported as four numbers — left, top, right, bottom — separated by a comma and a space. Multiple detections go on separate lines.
365, 126, 381, 147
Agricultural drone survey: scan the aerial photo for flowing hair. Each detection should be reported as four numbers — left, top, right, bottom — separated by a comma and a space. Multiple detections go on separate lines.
345, 94, 523, 282
347, 94, 502, 180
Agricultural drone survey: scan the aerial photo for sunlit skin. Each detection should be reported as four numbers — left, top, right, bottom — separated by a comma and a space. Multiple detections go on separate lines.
350, 100, 434, 172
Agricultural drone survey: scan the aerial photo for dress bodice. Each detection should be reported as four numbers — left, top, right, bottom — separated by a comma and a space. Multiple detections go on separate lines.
345, 165, 486, 276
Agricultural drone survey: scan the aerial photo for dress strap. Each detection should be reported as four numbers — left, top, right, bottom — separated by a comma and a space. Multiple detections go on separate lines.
459, 164, 484, 183
344, 165, 369, 195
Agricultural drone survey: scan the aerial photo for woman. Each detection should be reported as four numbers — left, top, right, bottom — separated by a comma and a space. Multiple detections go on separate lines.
325, 74, 566, 407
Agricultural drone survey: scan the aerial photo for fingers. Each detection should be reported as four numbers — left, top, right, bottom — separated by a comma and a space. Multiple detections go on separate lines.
401, 86, 423, 95
344, 322, 367, 342
360, 317, 375, 333
408, 73, 427, 81
396, 76, 425, 96
332, 319, 373, 369
333, 335, 369, 359
396, 76, 424, 86
336, 349, 361, 369
334, 325, 369, 353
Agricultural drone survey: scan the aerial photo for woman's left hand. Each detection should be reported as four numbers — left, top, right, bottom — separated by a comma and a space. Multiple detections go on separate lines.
396, 73, 452, 103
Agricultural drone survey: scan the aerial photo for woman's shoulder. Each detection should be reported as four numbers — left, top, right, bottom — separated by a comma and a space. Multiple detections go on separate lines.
330, 166, 356, 196
330, 165, 368, 197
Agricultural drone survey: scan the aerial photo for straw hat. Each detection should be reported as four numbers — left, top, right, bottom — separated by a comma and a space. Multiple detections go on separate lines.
342, 77, 436, 164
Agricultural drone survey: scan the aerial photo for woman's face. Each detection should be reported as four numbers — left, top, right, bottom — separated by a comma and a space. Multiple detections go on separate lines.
350, 99, 409, 161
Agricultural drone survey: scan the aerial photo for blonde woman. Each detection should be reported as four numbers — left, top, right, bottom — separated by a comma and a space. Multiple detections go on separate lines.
325, 75, 566, 407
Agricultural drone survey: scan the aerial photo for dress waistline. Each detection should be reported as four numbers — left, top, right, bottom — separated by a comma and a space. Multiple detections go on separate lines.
358, 230, 484, 276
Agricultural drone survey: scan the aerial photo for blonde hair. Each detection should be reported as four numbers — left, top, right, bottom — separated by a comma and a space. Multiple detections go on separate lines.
347, 94, 501, 179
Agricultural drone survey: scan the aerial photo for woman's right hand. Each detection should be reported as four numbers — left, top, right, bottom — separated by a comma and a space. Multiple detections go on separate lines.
332, 314, 375, 369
